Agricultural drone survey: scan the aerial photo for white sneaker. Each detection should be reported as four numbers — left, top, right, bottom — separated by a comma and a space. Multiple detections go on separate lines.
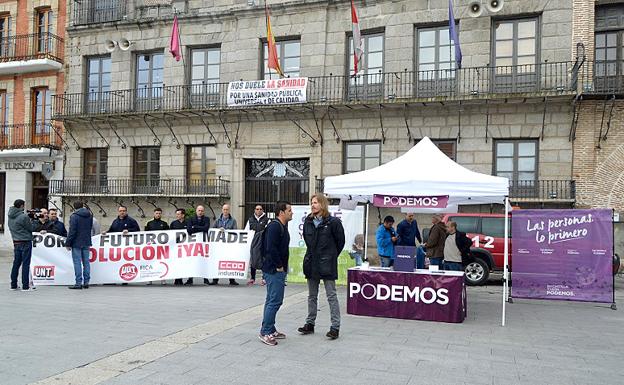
22, 287, 37, 292
9, 287, 19, 291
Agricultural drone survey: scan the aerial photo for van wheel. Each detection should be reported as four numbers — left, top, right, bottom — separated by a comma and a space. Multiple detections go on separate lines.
465, 257, 489, 286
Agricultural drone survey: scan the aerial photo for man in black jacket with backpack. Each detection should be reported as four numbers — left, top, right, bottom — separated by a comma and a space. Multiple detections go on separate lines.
298, 194, 345, 340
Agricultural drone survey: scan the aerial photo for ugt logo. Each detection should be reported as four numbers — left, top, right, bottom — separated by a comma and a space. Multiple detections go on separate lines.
119, 263, 138, 281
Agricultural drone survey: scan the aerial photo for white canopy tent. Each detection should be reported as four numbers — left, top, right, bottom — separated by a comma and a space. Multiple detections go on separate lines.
324, 137, 512, 326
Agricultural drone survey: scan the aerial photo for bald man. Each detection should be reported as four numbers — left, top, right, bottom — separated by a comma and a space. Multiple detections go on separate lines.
186, 205, 210, 285
210, 203, 239, 286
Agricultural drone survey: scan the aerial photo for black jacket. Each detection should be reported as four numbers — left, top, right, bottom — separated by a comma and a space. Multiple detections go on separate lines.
170, 219, 188, 230
454, 230, 474, 265
145, 218, 169, 231
187, 215, 210, 234
65, 208, 93, 248
247, 213, 269, 232
263, 220, 289, 274
108, 216, 140, 233
302, 215, 346, 280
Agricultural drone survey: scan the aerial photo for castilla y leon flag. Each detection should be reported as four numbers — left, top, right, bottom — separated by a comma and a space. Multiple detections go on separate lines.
351, 0, 363, 76
265, 2, 284, 77
169, 15, 181, 62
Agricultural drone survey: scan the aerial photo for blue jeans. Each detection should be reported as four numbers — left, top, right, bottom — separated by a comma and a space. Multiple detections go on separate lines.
429, 257, 444, 267
416, 246, 426, 269
11, 242, 32, 289
72, 247, 91, 286
260, 271, 286, 336
444, 261, 464, 271
352, 252, 363, 266
380, 256, 394, 267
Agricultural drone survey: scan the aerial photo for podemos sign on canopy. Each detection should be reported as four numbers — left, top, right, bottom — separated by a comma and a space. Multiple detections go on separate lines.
31, 230, 253, 285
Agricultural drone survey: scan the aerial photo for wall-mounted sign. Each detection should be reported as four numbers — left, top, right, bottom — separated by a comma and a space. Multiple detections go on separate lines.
0, 161, 36, 170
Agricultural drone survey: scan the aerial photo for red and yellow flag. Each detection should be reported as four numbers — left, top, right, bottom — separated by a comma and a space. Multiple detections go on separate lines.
265, 2, 284, 77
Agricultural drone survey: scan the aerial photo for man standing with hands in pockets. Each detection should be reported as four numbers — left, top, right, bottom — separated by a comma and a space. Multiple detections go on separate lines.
298, 194, 345, 340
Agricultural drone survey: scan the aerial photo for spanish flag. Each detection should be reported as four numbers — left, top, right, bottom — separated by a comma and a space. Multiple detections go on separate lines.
265, 2, 284, 77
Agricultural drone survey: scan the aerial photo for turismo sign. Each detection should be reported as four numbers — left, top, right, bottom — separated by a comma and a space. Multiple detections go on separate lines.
373, 194, 449, 209
227, 77, 308, 106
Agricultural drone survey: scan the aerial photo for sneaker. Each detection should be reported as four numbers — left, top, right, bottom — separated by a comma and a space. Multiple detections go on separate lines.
247, 279, 255, 286
260, 279, 266, 286
204, 278, 211, 285
22, 288, 37, 292
297, 323, 315, 335
229, 280, 240, 286
207, 280, 218, 286
326, 328, 339, 340
147, 281, 153, 286
184, 279, 193, 286
271, 331, 286, 339
83, 284, 89, 289
9, 287, 19, 291
161, 281, 167, 285
258, 334, 278, 346
174, 279, 183, 286
68, 285, 82, 290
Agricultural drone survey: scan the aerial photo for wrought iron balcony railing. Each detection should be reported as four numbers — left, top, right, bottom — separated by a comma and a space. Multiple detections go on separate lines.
0, 33, 64, 63
72, 0, 128, 26
54, 61, 580, 118
0, 123, 62, 150
580, 60, 624, 95
509, 180, 576, 201
49, 178, 230, 197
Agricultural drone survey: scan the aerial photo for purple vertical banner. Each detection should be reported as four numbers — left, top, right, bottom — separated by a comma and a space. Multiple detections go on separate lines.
512, 209, 613, 303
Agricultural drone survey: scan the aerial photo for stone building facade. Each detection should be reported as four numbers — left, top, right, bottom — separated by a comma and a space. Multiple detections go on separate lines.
51, 0, 621, 237
0, 0, 66, 248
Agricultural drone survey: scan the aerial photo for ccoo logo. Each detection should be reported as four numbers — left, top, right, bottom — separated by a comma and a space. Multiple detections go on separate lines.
219, 261, 246, 271
119, 263, 138, 281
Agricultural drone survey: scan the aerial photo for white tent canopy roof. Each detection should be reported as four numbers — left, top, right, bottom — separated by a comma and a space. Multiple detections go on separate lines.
324, 137, 509, 207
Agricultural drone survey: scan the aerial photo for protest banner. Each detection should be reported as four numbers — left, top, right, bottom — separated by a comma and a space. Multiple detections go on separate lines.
512, 209, 613, 303
227, 78, 308, 106
287, 205, 365, 285
31, 229, 253, 285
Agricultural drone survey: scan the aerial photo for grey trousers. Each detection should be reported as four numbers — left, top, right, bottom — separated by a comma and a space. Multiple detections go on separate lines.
306, 278, 341, 330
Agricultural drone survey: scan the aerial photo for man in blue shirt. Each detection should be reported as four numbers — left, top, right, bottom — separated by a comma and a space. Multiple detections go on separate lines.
397, 213, 422, 246
107, 206, 140, 234
259, 201, 292, 346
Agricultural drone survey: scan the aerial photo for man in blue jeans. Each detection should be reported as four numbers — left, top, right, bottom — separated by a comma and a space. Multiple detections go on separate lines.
65, 201, 94, 290
259, 201, 293, 346
8, 199, 35, 291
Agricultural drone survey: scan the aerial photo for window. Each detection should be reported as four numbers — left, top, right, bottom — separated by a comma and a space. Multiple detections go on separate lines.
134, 147, 160, 190
481, 217, 510, 238
493, 18, 538, 92
189, 47, 220, 107
348, 33, 384, 99
0, 90, 8, 146
417, 25, 457, 79
136, 52, 164, 110
595, 6, 624, 90
31, 87, 51, 144
0, 14, 11, 57
187, 145, 216, 193
448, 216, 479, 234
86, 56, 112, 113
262, 39, 300, 79
494, 140, 537, 182
343, 141, 381, 173
83, 148, 108, 193
35, 8, 53, 53
417, 139, 456, 161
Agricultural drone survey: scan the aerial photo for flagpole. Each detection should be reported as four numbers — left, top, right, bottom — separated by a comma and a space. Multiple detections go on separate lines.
265, 0, 272, 80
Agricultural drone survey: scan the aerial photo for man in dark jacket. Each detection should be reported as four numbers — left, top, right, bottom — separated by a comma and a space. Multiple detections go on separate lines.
170, 208, 189, 286
145, 208, 169, 231
186, 205, 210, 285
425, 214, 447, 267
108, 206, 140, 234
259, 201, 292, 346
397, 213, 422, 246
246, 204, 269, 286
32, 208, 50, 233
443, 221, 472, 271
65, 201, 94, 289
8, 199, 35, 291
47, 209, 67, 237
210, 203, 239, 286
298, 194, 345, 340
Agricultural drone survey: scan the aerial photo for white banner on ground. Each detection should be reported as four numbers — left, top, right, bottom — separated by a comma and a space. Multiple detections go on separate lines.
30, 230, 253, 285
226, 78, 308, 106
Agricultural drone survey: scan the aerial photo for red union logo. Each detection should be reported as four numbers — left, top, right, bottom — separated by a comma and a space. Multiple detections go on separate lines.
119, 263, 138, 281
219, 261, 246, 271
34, 265, 55, 278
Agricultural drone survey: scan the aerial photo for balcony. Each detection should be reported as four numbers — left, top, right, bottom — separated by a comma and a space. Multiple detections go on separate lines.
509, 180, 576, 203
580, 60, 624, 96
0, 33, 64, 75
49, 178, 230, 198
0, 123, 62, 150
54, 61, 580, 119
72, 0, 128, 26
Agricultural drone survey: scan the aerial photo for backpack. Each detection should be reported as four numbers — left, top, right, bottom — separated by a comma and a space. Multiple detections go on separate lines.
249, 220, 283, 270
